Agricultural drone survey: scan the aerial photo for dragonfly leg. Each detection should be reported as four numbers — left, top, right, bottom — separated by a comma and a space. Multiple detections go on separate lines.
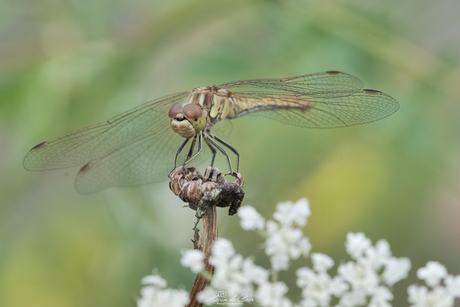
204, 135, 234, 174
205, 139, 217, 166
185, 135, 198, 163
174, 137, 190, 168
211, 134, 240, 172
184, 133, 203, 165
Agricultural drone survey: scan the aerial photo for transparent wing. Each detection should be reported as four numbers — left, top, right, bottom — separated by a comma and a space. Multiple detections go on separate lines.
23, 92, 189, 171
74, 119, 232, 194
23, 89, 233, 193
218, 71, 364, 98
218, 71, 399, 128
74, 118, 179, 193
233, 89, 399, 128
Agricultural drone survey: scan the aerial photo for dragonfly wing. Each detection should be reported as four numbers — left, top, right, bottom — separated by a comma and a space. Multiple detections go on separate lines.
75, 118, 233, 194
218, 71, 398, 128
234, 89, 399, 128
74, 123, 178, 194
218, 71, 364, 98
23, 92, 189, 171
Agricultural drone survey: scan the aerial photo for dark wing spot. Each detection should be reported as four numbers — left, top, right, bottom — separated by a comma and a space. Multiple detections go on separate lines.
78, 162, 92, 175
326, 71, 343, 75
31, 141, 49, 151
362, 89, 382, 94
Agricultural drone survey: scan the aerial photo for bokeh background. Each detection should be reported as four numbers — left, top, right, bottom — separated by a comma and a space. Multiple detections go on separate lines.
2, 0, 460, 306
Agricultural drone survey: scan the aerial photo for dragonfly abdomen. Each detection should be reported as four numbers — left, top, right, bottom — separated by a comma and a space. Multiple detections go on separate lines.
228, 96, 315, 118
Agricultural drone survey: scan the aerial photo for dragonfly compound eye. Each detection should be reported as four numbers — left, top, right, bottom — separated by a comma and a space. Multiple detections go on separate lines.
168, 103, 183, 118
182, 104, 203, 121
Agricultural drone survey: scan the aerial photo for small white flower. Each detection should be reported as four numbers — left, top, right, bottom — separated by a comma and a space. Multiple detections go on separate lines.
345, 232, 372, 259
137, 286, 189, 307
338, 260, 379, 295
445, 274, 460, 297
266, 220, 279, 233
293, 198, 311, 227
138, 274, 190, 307
210, 264, 230, 290
211, 258, 243, 294
298, 237, 312, 257
209, 251, 259, 298
256, 282, 292, 307
285, 229, 305, 258
329, 276, 349, 297
297, 269, 333, 306
297, 298, 317, 307
265, 226, 310, 271
408, 285, 428, 305
180, 249, 205, 273
197, 287, 217, 304
427, 287, 454, 307
228, 253, 244, 270
408, 285, 453, 307
213, 269, 250, 298
265, 231, 285, 256
311, 253, 334, 273
242, 258, 269, 285
296, 267, 316, 288
339, 289, 367, 307
269, 253, 290, 272
382, 257, 411, 286
365, 239, 391, 270
273, 201, 297, 226
210, 238, 235, 263
141, 274, 167, 288
238, 205, 265, 230
296, 266, 348, 306
368, 286, 393, 307
417, 261, 448, 287
273, 198, 311, 228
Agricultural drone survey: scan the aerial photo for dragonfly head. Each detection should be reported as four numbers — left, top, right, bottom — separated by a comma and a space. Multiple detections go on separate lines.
168, 103, 206, 138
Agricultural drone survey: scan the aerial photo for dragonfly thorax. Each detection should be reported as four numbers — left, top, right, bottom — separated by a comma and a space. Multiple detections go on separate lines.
189, 86, 237, 122
168, 86, 236, 138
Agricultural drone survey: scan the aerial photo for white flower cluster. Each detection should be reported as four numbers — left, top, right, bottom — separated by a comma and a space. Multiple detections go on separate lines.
189, 199, 412, 307
313, 232, 412, 307
197, 238, 288, 306
137, 274, 189, 307
408, 261, 460, 307
239, 199, 312, 271
137, 198, 460, 307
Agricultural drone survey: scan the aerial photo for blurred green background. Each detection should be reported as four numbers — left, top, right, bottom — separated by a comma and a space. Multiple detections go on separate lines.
2, 0, 460, 306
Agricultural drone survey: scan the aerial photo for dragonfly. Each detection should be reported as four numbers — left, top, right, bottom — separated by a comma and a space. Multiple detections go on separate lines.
23, 71, 399, 194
